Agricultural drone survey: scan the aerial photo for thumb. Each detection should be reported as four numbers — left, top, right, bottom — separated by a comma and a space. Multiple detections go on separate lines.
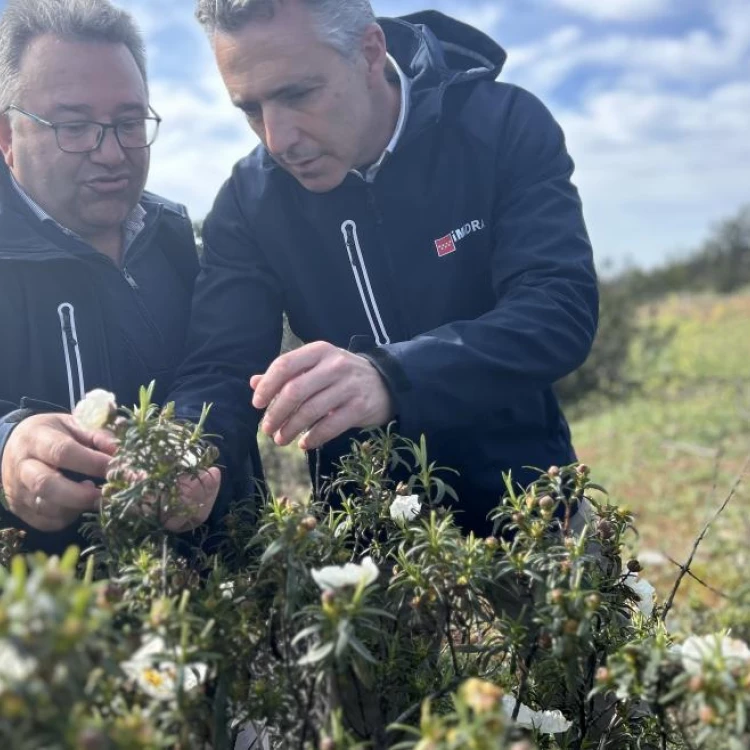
84, 427, 119, 456
66, 419, 119, 456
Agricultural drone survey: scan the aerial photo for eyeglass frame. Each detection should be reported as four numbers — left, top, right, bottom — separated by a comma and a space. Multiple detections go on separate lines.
2, 104, 162, 153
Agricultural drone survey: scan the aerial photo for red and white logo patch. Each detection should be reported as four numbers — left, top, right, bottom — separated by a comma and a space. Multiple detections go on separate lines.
433, 219, 486, 258
434, 234, 456, 257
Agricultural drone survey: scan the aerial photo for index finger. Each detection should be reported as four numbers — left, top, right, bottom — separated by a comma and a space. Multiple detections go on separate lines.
251, 344, 329, 409
35, 429, 112, 482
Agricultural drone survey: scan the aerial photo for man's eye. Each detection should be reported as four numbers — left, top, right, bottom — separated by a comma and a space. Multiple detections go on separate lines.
290, 89, 311, 101
58, 122, 92, 137
118, 120, 144, 135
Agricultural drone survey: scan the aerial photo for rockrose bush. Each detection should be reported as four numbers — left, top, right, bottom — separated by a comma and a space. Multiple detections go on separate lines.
0, 386, 748, 749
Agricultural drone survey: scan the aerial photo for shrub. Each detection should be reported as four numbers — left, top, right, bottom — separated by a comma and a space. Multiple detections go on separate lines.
1, 390, 749, 749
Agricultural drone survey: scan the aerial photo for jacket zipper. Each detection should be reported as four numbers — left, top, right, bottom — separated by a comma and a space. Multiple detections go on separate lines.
57, 303, 86, 410
341, 220, 391, 345
122, 266, 139, 289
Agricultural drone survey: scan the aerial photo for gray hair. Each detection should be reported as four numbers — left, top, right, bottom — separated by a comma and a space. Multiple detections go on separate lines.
0, 0, 148, 112
195, 0, 376, 59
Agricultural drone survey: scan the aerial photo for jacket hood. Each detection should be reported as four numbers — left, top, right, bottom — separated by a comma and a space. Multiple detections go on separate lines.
384, 10, 506, 85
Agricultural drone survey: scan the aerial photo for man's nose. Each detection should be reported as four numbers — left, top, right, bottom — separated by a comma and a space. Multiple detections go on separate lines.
262, 106, 299, 159
89, 126, 126, 165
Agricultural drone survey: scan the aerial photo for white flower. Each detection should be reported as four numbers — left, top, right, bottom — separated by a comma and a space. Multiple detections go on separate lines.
220, 581, 235, 600
73, 388, 116, 430
311, 556, 379, 592
389, 494, 422, 523
0, 640, 37, 690
678, 633, 750, 676
501, 695, 572, 734
121, 635, 208, 701
623, 574, 656, 617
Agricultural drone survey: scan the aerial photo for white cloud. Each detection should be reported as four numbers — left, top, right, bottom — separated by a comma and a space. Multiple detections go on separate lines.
547, 0, 672, 22
146, 73, 257, 217
450, 3, 504, 33
500, 0, 750, 267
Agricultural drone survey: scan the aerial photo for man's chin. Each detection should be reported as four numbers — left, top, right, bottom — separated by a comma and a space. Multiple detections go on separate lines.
291, 171, 345, 193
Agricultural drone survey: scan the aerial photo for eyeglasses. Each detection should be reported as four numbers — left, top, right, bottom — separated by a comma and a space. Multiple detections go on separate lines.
3, 105, 161, 153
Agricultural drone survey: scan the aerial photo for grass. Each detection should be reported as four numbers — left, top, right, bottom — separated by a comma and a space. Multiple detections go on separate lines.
572, 291, 750, 620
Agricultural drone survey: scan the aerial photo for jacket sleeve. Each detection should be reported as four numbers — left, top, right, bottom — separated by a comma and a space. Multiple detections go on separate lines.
381, 87, 599, 436
168, 177, 283, 518
0, 404, 19, 487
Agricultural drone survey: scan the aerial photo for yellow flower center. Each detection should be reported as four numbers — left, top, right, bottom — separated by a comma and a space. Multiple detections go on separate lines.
143, 668, 166, 687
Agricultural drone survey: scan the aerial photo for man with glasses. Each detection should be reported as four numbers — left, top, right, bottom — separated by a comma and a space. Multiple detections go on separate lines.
0, 0, 220, 553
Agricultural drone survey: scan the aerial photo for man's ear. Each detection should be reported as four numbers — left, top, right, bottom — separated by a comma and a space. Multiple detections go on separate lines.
0, 115, 14, 169
360, 22, 388, 83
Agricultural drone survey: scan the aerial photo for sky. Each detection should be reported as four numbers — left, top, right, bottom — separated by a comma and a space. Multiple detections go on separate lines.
2, 0, 749, 271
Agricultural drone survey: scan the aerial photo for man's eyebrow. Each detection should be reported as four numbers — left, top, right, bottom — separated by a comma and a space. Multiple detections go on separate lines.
49, 102, 148, 118
234, 76, 325, 109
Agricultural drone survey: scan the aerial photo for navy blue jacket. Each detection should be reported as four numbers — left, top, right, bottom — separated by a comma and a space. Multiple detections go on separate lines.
171, 12, 599, 534
0, 163, 199, 553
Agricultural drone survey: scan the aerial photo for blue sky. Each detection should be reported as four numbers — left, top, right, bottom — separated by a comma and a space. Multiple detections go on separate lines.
2, 0, 748, 271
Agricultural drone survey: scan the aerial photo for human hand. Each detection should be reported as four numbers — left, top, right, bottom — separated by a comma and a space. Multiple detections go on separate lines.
160, 467, 222, 533
0, 413, 117, 532
250, 341, 395, 450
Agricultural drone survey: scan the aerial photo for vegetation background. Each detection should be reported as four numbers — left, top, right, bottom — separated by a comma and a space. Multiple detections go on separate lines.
252, 203, 750, 627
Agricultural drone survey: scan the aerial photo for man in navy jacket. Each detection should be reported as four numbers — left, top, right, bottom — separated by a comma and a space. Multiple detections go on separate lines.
0, 0, 220, 553
173, 0, 599, 534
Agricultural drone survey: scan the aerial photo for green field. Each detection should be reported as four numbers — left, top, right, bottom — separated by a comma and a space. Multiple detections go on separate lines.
573, 291, 750, 620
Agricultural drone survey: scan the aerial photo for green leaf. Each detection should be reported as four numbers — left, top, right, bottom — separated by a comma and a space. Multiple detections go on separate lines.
298, 641, 334, 666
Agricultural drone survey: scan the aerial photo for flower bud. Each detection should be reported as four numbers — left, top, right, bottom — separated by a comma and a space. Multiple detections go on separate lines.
698, 704, 716, 725
320, 738, 336, 750
484, 536, 499, 550
511, 512, 525, 526
549, 588, 564, 605
396, 482, 410, 496
76, 729, 108, 750
689, 675, 705, 693
547, 465, 560, 478
539, 495, 555, 512
585, 594, 601, 611
576, 463, 590, 476
299, 516, 318, 532
597, 519, 614, 540
626, 558, 643, 573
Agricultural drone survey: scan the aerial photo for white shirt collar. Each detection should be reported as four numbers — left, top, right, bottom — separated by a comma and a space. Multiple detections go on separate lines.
353, 54, 412, 183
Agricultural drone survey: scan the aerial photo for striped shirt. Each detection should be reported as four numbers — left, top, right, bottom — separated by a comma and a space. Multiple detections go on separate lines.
9, 171, 146, 252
